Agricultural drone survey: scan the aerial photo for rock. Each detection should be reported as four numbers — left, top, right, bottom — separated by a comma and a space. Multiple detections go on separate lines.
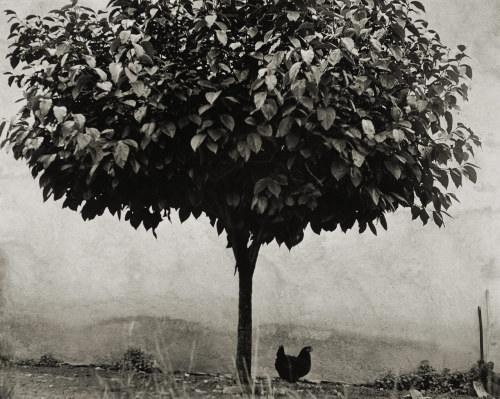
224, 374, 233, 379
222, 386, 244, 395
195, 389, 206, 394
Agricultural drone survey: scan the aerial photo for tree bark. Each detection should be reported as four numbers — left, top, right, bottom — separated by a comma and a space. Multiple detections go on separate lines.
236, 260, 253, 386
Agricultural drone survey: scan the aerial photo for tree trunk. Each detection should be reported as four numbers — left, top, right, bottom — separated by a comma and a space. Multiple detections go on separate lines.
236, 263, 253, 385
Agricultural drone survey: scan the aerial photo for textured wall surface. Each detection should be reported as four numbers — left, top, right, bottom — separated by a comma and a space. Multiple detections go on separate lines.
0, 0, 499, 374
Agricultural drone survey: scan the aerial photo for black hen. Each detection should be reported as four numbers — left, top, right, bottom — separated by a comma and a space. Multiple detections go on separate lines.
275, 345, 312, 382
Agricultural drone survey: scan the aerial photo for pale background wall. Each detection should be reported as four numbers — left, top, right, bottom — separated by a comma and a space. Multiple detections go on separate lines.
0, 0, 499, 374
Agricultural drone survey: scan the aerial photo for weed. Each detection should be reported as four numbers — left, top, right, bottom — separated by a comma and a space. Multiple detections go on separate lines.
116, 347, 155, 373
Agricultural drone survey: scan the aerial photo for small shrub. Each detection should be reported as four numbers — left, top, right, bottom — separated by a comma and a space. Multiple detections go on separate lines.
117, 347, 154, 373
37, 353, 59, 367
375, 360, 478, 395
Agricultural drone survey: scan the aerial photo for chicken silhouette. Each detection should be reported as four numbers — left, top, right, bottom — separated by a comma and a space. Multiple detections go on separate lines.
275, 345, 312, 382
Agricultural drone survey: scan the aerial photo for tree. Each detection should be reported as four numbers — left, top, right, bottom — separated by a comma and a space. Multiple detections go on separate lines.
1, 0, 480, 384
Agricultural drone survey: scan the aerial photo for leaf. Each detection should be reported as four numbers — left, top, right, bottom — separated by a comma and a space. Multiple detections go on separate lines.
254, 178, 268, 194
70, 114, 84, 131
190, 134, 206, 151
125, 67, 138, 83
385, 161, 402, 179
72, 75, 92, 99
291, 79, 306, 100
39, 99, 53, 117
411, 1, 426, 12
113, 141, 130, 168
141, 122, 156, 136
199, 104, 212, 115
288, 36, 301, 48
433, 211, 443, 227
367, 187, 380, 206
97, 81, 113, 91
83, 55, 96, 68
350, 167, 362, 187
331, 139, 346, 153
262, 100, 278, 120
287, 11, 300, 21
300, 49, 314, 65
160, 121, 175, 138
445, 111, 453, 133
205, 15, 217, 27
216, 30, 227, 46
206, 91, 222, 105
237, 141, 251, 161
277, 117, 293, 137
340, 37, 355, 52
220, 114, 235, 131
389, 45, 403, 61
206, 140, 218, 153
289, 62, 302, 82
265, 75, 278, 91
123, 139, 138, 150
286, 131, 300, 149
380, 74, 398, 89
247, 133, 262, 153
53, 106, 67, 123
109, 62, 123, 84
331, 159, 348, 181
132, 81, 146, 97
368, 221, 377, 236
328, 49, 342, 66
464, 165, 477, 183
416, 100, 428, 112
267, 181, 281, 198
134, 106, 147, 122
392, 129, 405, 143
56, 43, 71, 56
450, 168, 462, 188
351, 150, 365, 167
256, 196, 268, 214
208, 128, 222, 141
254, 92, 267, 109
361, 119, 375, 139
317, 107, 336, 130
257, 124, 272, 137
94, 68, 108, 81
0, 120, 6, 137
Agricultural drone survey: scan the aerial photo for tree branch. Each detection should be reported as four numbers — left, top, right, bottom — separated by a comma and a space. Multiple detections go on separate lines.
248, 223, 264, 274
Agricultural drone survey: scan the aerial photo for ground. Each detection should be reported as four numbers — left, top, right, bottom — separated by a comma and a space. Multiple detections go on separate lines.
0, 365, 480, 399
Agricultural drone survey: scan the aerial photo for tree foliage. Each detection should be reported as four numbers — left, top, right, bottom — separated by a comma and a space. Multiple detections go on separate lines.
1, 0, 480, 251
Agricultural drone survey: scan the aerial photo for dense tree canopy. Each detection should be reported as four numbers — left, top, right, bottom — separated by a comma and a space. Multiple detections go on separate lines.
1, 0, 480, 251
1, 0, 481, 381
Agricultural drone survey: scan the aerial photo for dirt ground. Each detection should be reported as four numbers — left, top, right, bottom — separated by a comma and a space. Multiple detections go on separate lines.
0, 365, 479, 399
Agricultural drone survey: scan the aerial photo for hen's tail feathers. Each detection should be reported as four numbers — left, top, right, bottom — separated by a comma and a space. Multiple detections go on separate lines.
276, 345, 285, 358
